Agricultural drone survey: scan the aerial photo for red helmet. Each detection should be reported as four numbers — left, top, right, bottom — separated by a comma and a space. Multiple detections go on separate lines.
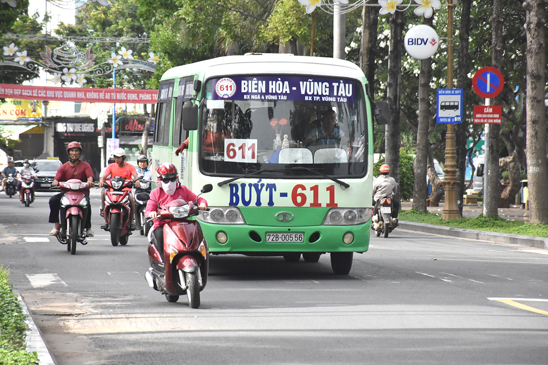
380, 164, 390, 174
67, 141, 82, 153
157, 163, 178, 180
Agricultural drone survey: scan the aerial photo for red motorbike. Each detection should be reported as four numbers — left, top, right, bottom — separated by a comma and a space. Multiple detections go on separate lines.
103, 176, 133, 246
57, 179, 91, 255
372, 196, 397, 238
141, 184, 212, 308
19, 174, 35, 207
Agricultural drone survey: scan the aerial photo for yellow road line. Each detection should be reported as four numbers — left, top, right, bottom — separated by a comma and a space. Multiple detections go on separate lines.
491, 299, 548, 316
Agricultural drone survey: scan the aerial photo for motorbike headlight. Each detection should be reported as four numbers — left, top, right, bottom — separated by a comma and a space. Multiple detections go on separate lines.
112, 180, 122, 189
141, 182, 150, 189
198, 207, 245, 224
68, 182, 81, 190
60, 196, 71, 207
323, 208, 370, 225
169, 205, 189, 218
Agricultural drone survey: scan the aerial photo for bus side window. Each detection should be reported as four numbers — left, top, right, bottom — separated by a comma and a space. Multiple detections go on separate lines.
154, 103, 165, 143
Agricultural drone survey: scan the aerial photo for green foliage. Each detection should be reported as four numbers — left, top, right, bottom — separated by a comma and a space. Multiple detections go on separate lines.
0, 268, 38, 365
400, 209, 548, 238
373, 149, 414, 200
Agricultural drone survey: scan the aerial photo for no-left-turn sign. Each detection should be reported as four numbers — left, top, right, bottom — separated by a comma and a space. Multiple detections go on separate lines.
472, 66, 504, 99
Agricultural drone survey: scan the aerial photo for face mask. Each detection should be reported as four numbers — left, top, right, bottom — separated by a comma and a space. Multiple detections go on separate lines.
161, 181, 177, 195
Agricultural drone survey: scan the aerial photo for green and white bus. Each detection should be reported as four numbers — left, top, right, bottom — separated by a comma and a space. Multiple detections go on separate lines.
152, 54, 379, 275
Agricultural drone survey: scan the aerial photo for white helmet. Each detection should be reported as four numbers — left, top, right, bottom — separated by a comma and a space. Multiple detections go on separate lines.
113, 148, 126, 158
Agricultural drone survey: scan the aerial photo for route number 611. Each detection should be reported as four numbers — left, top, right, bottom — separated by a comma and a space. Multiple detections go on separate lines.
224, 139, 258, 163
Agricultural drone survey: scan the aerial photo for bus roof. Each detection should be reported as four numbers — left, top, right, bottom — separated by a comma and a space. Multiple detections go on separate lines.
161, 54, 368, 83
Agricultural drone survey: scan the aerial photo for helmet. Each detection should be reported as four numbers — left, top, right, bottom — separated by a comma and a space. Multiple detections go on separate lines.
67, 141, 82, 153
112, 148, 126, 158
23, 159, 30, 167
7, 158, 14, 164
107, 155, 115, 164
137, 154, 148, 163
379, 164, 390, 174
157, 163, 177, 181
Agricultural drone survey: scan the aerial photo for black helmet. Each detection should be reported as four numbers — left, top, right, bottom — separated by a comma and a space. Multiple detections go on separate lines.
137, 154, 148, 163
108, 155, 115, 164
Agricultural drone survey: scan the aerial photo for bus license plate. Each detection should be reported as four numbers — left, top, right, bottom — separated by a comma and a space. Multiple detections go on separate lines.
266, 233, 304, 243
380, 207, 391, 214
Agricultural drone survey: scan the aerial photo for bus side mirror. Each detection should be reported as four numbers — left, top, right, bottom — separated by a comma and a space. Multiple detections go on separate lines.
182, 101, 198, 130
374, 101, 390, 125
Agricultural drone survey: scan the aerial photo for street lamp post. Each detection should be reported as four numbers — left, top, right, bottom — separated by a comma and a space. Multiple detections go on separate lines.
441, 1, 461, 219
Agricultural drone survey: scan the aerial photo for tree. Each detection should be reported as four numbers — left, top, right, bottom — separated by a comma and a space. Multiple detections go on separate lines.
412, 16, 434, 212
524, 0, 548, 223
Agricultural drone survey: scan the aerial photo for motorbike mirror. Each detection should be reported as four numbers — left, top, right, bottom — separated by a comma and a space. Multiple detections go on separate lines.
201, 184, 213, 194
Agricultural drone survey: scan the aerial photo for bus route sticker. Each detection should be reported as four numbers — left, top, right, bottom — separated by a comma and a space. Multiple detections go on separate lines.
215, 78, 237, 99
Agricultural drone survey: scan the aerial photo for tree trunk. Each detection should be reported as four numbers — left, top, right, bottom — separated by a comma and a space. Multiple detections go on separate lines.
524, 0, 548, 223
455, 0, 472, 214
385, 11, 404, 200
412, 18, 433, 212
499, 153, 521, 208
359, 4, 379, 96
427, 146, 444, 206
484, 0, 503, 217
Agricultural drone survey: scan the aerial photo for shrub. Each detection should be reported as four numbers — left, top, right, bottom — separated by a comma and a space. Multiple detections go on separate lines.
0, 267, 38, 365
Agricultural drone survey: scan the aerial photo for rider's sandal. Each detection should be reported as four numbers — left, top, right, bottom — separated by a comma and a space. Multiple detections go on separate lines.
49, 228, 59, 236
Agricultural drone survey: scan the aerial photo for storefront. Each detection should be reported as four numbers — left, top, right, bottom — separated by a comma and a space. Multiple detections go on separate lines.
102, 115, 154, 167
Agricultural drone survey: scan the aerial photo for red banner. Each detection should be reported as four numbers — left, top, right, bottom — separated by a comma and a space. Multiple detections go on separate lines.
473, 105, 502, 124
0, 84, 157, 104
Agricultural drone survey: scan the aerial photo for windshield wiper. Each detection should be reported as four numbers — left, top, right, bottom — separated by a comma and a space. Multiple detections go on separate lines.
217, 168, 285, 187
287, 166, 350, 189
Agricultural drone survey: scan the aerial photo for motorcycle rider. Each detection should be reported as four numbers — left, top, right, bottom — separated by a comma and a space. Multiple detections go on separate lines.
0, 158, 17, 192
99, 147, 139, 230
136, 154, 153, 181
49, 141, 95, 237
372, 163, 400, 222
145, 163, 207, 264
17, 159, 37, 202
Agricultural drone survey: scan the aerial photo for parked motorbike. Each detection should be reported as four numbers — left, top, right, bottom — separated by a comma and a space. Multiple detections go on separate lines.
142, 184, 213, 308
56, 179, 91, 255
5, 174, 17, 198
372, 196, 398, 238
134, 176, 152, 236
19, 174, 35, 207
103, 176, 133, 246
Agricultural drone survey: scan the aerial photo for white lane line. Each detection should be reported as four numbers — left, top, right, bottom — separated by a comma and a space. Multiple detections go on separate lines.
440, 272, 484, 284
488, 274, 513, 281
415, 271, 453, 283
26, 273, 67, 288
23, 237, 50, 242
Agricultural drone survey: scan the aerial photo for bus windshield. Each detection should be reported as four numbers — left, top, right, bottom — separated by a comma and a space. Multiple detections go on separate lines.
200, 75, 368, 178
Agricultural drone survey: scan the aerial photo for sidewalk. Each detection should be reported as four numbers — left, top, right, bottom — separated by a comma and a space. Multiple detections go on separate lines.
401, 201, 530, 222
399, 201, 547, 250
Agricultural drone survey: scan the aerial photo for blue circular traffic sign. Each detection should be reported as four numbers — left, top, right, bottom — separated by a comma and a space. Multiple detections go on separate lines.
472, 66, 504, 98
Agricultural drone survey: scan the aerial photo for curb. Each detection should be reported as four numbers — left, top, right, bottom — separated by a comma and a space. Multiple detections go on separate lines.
16, 292, 56, 365
399, 221, 548, 250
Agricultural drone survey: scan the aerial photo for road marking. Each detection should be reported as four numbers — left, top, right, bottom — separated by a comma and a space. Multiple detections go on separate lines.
24, 237, 50, 242
488, 274, 513, 281
441, 272, 484, 284
26, 273, 67, 288
488, 297, 548, 316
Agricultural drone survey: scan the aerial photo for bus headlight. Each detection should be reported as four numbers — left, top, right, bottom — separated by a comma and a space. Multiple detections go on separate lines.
198, 207, 246, 224
323, 208, 371, 225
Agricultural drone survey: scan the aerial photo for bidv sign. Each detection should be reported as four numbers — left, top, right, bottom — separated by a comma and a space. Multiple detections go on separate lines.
404, 25, 439, 60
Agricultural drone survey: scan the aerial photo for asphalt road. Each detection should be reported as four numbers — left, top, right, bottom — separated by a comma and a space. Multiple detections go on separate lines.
1, 190, 548, 364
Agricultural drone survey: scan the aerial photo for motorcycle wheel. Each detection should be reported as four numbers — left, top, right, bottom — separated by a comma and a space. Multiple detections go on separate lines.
120, 234, 128, 246
165, 293, 179, 303
375, 230, 381, 237
330, 252, 353, 275
186, 272, 200, 309
69, 215, 78, 255
144, 220, 152, 237
25, 192, 30, 207
136, 212, 143, 236
110, 213, 121, 246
